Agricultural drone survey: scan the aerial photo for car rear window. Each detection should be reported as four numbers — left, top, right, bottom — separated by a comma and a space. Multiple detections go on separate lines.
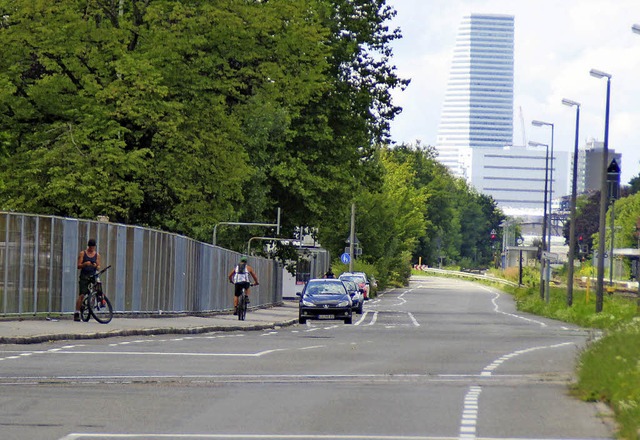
340, 275, 364, 284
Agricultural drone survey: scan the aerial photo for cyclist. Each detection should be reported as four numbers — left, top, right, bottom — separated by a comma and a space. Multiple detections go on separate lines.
75, 238, 101, 321
228, 256, 259, 315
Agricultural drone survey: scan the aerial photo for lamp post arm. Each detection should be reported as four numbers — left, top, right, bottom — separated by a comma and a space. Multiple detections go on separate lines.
213, 221, 280, 246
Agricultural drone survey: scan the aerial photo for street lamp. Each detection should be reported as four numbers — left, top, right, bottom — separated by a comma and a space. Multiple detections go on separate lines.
532, 120, 555, 303
632, 24, 640, 34
562, 98, 580, 307
590, 68, 612, 313
529, 139, 550, 302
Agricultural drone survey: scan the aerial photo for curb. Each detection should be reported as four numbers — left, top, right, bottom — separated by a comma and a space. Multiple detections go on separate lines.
0, 318, 300, 345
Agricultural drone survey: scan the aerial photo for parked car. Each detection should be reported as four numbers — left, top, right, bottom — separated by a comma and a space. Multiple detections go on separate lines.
339, 272, 369, 300
297, 279, 353, 324
341, 279, 364, 314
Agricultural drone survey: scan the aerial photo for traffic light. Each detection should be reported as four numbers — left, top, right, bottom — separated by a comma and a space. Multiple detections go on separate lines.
490, 229, 497, 241
578, 235, 583, 243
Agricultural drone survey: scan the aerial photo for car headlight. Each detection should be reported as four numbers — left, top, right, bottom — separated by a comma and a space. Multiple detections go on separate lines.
337, 300, 350, 308
302, 299, 316, 307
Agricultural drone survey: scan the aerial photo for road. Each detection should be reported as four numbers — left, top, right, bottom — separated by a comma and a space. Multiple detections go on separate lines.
0, 276, 613, 440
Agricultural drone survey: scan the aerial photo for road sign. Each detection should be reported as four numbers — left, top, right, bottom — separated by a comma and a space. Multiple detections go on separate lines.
345, 247, 363, 256
340, 253, 351, 264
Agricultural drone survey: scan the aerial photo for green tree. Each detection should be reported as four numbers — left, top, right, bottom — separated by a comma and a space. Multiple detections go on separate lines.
628, 173, 640, 195
563, 191, 601, 258
262, 0, 408, 237
318, 147, 426, 286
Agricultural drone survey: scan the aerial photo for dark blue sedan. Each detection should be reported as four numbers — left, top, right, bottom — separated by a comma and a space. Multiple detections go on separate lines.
297, 279, 353, 325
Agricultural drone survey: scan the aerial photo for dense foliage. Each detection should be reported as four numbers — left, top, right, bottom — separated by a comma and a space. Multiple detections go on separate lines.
318, 144, 506, 285
0, 0, 504, 286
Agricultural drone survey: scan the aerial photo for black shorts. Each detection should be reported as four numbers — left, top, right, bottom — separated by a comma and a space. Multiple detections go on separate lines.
78, 275, 92, 296
234, 282, 251, 296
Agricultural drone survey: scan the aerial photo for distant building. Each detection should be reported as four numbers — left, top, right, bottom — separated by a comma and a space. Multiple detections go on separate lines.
577, 139, 621, 194
470, 145, 569, 216
435, 14, 514, 178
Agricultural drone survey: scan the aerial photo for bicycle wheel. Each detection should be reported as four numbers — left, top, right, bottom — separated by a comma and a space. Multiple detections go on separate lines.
237, 294, 247, 321
80, 296, 91, 322
89, 293, 113, 324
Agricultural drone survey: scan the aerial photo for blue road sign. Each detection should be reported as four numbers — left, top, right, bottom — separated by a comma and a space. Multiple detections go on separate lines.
340, 253, 351, 264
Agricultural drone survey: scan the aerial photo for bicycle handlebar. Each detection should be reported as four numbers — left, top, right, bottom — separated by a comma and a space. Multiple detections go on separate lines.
229, 282, 259, 288
92, 265, 112, 278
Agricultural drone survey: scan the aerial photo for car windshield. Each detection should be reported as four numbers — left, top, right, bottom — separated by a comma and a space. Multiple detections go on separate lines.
305, 281, 346, 295
340, 275, 364, 284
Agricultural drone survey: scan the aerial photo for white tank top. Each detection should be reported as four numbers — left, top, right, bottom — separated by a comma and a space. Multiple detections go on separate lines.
233, 265, 250, 283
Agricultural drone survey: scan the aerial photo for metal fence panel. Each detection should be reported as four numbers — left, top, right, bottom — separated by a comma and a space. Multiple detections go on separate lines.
0, 212, 282, 317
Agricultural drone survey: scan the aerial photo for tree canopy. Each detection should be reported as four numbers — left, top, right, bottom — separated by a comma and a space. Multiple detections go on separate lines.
0, 0, 506, 285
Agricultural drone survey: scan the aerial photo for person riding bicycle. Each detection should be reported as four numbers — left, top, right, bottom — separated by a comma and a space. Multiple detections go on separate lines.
75, 238, 101, 321
228, 256, 259, 315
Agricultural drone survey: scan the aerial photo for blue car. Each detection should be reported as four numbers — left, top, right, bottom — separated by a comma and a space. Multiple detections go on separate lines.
297, 279, 353, 325
341, 279, 364, 314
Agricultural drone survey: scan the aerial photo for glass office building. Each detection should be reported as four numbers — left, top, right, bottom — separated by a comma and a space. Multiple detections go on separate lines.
436, 14, 514, 179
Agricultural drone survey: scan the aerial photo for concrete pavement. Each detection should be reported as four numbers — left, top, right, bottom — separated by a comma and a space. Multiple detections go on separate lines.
0, 301, 300, 344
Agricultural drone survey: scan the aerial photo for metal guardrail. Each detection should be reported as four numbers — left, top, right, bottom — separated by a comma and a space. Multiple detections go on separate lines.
416, 266, 521, 288
0, 212, 283, 316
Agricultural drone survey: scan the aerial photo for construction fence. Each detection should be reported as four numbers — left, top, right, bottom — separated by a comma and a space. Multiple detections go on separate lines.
0, 212, 286, 317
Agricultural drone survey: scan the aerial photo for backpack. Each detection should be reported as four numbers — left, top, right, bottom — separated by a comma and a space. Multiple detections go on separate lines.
233, 263, 249, 284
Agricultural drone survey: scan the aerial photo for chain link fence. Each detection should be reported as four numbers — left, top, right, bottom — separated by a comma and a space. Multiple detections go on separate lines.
0, 212, 284, 317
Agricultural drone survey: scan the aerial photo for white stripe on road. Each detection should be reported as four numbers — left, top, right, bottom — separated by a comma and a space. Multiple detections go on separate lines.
480, 342, 574, 377
408, 312, 420, 327
58, 433, 612, 439
459, 386, 482, 439
481, 287, 547, 327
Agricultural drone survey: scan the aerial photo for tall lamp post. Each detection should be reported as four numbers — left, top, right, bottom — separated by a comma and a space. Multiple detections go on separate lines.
529, 140, 550, 301
562, 98, 580, 307
590, 68, 611, 313
532, 120, 555, 303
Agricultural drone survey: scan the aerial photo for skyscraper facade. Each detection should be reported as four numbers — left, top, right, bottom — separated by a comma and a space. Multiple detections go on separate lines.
577, 139, 621, 194
436, 14, 514, 179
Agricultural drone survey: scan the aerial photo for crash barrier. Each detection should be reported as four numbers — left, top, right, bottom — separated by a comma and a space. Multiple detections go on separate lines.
0, 212, 295, 317
415, 266, 521, 288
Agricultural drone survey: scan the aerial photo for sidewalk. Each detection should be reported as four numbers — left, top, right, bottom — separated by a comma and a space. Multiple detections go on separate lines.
0, 301, 300, 345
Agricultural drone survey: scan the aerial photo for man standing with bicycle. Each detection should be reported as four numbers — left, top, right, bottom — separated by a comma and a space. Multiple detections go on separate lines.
75, 238, 101, 321
228, 256, 259, 315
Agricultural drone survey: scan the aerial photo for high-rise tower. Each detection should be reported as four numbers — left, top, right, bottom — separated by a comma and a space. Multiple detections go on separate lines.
436, 14, 514, 179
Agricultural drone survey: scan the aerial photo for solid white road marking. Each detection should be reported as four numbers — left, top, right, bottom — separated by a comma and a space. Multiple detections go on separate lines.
408, 312, 420, 326
58, 433, 612, 439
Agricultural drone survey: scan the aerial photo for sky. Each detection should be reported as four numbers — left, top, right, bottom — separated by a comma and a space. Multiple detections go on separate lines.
386, 0, 640, 184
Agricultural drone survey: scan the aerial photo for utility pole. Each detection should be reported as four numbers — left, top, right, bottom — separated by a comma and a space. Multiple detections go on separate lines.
349, 203, 355, 272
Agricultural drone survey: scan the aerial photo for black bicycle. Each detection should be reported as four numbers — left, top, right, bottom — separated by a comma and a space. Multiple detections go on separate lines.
237, 283, 257, 321
80, 265, 114, 324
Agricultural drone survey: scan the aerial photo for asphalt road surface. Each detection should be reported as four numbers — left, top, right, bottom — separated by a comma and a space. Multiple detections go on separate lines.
0, 276, 613, 440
